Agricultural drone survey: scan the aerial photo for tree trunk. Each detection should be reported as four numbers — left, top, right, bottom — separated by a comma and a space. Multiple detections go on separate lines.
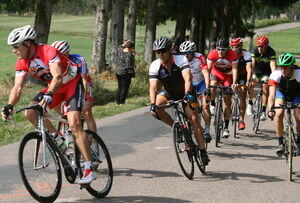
248, 13, 256, 52
190, 17, 199, 44
174, 13, 187, 38
198, 18, 206, 54
144, 0, 157, 65
110, 0, 125, 69
92, 0, 109, 74
127, 0, 138, 43
34, 0, 57, 44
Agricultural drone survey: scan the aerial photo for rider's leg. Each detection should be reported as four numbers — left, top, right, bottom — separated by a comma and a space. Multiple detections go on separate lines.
210, 79, 218, 114
155, 95, 174, 127
294, 108, 300, 143
223, 94, 232, 128
82, 100, 97, 132
239, 87, 247, 121
274, 99, 284, 150
262, 83, 269, 113
201, 96, 211, 131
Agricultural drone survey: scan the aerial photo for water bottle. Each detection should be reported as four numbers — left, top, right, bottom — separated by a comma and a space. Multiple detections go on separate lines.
64, 130, 74, 156
52, 133, 67, 152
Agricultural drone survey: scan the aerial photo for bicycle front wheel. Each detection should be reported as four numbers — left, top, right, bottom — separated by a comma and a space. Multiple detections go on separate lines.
232, 99, 239, 138
215, 101, 223, 147
194, 148, 206, 174
288, 126, 293, 181
76, 130, 113, 198
19, 132, 62, 203
173, 122, 194, 179
252, 97, 262, 134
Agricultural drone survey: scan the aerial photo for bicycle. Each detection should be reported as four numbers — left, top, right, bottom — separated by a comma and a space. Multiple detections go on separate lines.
210, 85, 232, 147
231, 85, 248, 138
252, 81, 266, 134
273, 102, 300, 181
14, 104, 113, 202
158, 99, 207, 179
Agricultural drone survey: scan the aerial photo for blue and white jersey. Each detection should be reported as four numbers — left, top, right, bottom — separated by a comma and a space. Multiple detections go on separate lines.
69, 54, 89, 74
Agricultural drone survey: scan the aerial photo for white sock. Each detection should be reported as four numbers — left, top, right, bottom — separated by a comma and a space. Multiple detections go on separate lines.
84, 161, 92, 170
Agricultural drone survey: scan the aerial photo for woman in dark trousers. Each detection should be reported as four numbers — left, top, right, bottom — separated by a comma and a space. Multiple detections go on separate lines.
115, 40, 135, 105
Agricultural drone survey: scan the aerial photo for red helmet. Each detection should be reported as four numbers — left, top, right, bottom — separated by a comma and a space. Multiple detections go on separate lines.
256, 35, 269, 46
230, 38, 243, 46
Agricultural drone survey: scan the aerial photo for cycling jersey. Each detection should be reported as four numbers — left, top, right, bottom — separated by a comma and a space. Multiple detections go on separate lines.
207, 49, 238, 87
15, 44, 79, 84
251, 46, 276, 76
187, 52, 208, 86
237, 50, 252, 75
269, 67, 300, 99
149, 55, 189, 96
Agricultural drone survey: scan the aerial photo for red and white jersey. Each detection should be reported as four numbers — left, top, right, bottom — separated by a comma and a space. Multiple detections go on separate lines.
187, 52, 208, 86
207, 49, 238, 75
15, 44, 79, 84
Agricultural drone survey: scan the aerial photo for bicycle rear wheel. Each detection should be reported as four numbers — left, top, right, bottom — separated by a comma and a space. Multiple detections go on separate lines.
19, 132, 62, 202
75, 130, 113, 198
194, 148, 206, 174
173, 122, 194, 179
215, 101, 223, 147
252, 97, 262, 134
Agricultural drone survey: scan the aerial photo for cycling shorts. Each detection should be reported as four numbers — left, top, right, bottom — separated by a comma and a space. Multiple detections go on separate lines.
193, 81, 206, 97
157, 90, 198, 107
32, 74, 84, 112
275, 90, 300, 105
252, 73, 269, 82
210, 73, 232, 95
237, 74, 247, 86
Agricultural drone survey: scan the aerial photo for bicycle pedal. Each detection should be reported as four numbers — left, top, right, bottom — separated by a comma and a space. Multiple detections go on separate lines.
79, 183, 90, 189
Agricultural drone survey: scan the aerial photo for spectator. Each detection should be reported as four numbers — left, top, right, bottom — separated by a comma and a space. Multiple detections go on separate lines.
115, 40, 136, 105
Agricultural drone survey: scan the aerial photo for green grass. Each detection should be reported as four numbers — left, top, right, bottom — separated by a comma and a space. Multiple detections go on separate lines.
255, 17, 292, 29
0, 14, 299, 146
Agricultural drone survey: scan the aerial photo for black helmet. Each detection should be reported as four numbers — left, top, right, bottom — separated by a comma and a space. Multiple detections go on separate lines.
153, 37, 172, 51
216, 38, 229, 48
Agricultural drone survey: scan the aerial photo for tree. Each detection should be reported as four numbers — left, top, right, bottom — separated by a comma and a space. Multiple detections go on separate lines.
92, 0, 109, 73
110, 0, 125, 68
126, 0, 138, 43
144, 0, 157, 64
34, 0, 59, 44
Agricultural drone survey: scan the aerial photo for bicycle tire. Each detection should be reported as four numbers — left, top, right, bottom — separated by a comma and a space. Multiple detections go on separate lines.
172, 122, 194, 179
253, 96, 262, 134
288, 126, 293, 181
215, 101, 223, 147
75, 130, 113, 198
194, 148, 206, 174
232, 97, 239, 138
19, 132, 62, 202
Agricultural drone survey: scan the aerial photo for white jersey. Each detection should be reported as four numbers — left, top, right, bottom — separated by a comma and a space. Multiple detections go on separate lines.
187, 52, 208, 86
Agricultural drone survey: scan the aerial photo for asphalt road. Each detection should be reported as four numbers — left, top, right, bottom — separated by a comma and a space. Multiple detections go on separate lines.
1, 106, 300, 203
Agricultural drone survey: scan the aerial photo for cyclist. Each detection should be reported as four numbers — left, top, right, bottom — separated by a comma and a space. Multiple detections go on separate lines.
51, 41, 97, 133
149, 36, 210, 165
267, 53, 300, 157
179, 41, 212, 142
230, 38, 253, 130
247, 35, 276, 120
1, 25, 94, 185
208, 38, 238, 138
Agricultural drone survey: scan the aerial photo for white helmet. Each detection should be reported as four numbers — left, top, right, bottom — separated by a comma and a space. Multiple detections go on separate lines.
179, 41, 196, 53
7, 25, 36, 45
153, 37, 172, 51
51, 40, 70, 54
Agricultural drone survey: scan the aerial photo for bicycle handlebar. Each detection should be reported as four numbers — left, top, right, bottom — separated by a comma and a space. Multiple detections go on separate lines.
157, 99, 195, 111
16, 104, 44, 115
210, 85, 232, 90
272, 103, 300, 110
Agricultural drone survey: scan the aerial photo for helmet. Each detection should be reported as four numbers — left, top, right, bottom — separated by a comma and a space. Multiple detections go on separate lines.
230, 38, 243, 46
153, 37, 172, 51
51, 40, 71, 54
179, 41, 196, 53
216, 38, 229, 48
7, 25, 36, 45
277, 53, 295, 66
256, 35, 269, 46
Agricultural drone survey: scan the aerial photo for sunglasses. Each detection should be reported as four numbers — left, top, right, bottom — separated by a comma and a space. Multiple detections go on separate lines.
183, 51, 193, 55
217, 47, 227, 51
156, 48, 168, 54
12, 43, 22, 49
279, 66, 291, 70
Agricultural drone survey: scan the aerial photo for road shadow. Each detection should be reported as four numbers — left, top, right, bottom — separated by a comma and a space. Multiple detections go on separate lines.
112, 168, 181, 179
57, 196, 191, 203
220, 141, 277, 151
209, 151, 278, 161
234, 132, 275, 141
194, 171, 285, 183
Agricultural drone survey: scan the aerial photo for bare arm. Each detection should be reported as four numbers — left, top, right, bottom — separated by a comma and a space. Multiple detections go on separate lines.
270, 59, 276, 72
268, 85, 276, 110
182, 69, 192, 93
149, 79, 158, 104
202, 69, 210, 89
81, 73, 88, 97
246, 62, 253, 82
47, 62, 63, 93
207, 60, 213, 73
232, 62, 238, 84
8, 75, 26, 106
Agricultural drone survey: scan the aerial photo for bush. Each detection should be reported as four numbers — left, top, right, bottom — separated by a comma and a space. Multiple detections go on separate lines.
255, 17, 291, 29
